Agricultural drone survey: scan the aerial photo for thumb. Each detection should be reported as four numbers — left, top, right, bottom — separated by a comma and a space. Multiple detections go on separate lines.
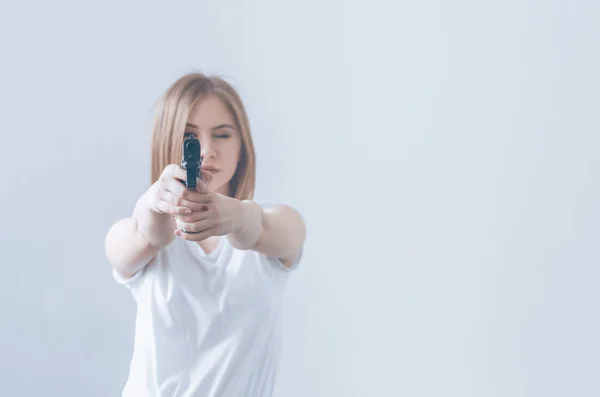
199, 169, 214, 186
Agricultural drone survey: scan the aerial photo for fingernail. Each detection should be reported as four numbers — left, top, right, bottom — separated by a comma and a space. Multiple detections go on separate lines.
201, 205, 209, 211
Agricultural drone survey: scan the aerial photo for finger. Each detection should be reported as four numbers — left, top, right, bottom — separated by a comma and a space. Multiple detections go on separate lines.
164, 179, 212, 204
161, 164, 187, 182
155, 199, 192, 215
175, 217, 213, 234
174, 208, 211, 223
175, 227, 215, 241
159, 190, 211, 211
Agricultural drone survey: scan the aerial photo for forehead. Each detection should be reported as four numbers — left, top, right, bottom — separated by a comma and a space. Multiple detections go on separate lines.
188, 95, 234, 127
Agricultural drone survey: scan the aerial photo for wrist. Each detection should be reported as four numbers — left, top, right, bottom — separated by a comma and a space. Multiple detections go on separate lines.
132, 189, 174, 248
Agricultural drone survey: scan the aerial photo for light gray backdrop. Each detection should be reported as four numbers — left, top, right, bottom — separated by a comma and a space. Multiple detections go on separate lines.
1, 0, 598, 396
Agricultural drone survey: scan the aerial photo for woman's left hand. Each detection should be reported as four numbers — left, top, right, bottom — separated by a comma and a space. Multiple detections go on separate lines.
173, 193, 243, 241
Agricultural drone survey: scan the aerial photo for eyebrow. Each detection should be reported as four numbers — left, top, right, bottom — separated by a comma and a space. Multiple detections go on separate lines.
186, 122, 236, 131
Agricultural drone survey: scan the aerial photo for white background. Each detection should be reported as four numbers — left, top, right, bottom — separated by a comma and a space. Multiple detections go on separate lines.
0, 1, 598, 396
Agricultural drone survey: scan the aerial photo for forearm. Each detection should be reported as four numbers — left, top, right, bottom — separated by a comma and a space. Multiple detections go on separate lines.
105, 198, 175, 278
105, 190, 176, 277
228, 200, 306, 261
104, 217, 162, 278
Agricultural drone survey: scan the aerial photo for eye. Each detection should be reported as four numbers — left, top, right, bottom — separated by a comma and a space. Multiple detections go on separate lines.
214, 133, 230, 139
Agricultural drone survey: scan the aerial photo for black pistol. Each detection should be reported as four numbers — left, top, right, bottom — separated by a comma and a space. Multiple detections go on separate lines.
181, 133, 202, 190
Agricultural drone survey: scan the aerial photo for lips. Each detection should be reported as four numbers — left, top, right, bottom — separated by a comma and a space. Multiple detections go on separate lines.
201, 165, 220, 173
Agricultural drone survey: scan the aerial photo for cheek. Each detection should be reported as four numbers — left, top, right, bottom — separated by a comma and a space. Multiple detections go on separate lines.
214, 140, 241, 180
226, 140, 242, 168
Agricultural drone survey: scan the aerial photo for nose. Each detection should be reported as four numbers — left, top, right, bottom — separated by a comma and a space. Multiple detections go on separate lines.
200, 139, 216, 160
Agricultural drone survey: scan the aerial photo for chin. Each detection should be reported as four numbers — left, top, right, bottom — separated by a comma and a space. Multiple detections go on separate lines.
211, 174, 234, 192
210, 181, 229, 196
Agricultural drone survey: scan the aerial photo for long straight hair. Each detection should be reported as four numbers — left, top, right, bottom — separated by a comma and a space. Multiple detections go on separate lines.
150, 73, 256, 200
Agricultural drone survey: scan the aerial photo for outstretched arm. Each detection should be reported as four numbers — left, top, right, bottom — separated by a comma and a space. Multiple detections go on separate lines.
228, 200, 306, 268
173, 195, 306, 268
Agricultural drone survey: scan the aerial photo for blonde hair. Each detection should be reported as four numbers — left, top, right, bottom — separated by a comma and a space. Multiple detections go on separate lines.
150, 73, 256, 200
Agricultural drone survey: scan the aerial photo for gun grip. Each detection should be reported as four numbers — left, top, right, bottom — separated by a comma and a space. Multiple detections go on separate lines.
186, 167, 198, 190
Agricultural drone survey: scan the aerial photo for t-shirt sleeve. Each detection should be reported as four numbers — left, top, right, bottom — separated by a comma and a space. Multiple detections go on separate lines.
258, 201, 305, 272
269, 245, 304, 271
112, 265, 146, 288
111, 265, 148, 304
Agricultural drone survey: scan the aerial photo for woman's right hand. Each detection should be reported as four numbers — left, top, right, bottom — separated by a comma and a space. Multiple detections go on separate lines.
134, 164, 213, 248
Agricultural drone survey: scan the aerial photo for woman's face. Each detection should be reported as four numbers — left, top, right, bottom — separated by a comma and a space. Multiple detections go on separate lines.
185, 95, 242, 196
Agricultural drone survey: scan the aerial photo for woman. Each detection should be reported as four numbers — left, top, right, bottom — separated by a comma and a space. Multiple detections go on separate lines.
104, 72, 306, 397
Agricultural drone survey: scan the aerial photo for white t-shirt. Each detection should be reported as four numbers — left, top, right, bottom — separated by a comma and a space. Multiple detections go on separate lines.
112, 216, 302, 397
